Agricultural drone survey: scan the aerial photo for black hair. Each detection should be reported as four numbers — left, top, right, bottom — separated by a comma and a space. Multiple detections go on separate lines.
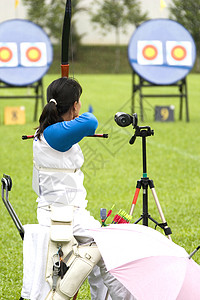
35, 77, 82, 139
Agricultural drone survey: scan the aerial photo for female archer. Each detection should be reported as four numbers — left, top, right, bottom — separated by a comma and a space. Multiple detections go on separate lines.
33, 76, 136, 300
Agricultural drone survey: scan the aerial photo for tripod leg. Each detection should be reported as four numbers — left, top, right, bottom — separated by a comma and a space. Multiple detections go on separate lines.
149, 180, 172, 240
129, 180, 142, 216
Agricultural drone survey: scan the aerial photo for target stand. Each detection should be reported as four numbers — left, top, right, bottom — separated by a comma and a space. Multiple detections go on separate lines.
131, 73, 188, 122
0, 19, 53, 121
0, 79, 44, 121
128, 19, 196, 122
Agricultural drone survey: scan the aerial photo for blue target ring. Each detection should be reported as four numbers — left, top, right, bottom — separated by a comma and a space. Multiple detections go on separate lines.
0, 19, 53, 86
128, 19, 196, 85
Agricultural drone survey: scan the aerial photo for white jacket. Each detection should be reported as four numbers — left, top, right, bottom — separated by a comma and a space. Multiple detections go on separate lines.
32, 135, 87, 208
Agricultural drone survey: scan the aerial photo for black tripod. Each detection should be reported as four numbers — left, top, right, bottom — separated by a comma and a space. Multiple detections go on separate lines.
129, 125, 172, 240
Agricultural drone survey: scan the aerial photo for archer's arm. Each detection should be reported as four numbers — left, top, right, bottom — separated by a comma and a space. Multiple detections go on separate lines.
43, 112, 98, 152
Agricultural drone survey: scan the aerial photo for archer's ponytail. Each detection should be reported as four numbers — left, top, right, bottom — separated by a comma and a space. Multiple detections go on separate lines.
35, 77, 82, 139
35, 101, 62, 139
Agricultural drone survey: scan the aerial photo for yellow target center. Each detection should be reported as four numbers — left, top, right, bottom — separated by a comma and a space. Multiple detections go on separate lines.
26, 47, 41, 62
143, 45, 158, 60
171, 46, 186, 61
0, 47, 12, 62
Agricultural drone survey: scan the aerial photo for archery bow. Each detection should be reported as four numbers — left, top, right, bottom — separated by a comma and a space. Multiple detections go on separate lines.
61, 0, 71, 77
22, 1, 108, 140
59, 0, 108, 140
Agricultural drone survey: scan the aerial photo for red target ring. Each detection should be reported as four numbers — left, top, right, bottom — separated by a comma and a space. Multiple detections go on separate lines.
142, 45, 158, 60
26, 46, 41, 62
0, 47, 13, 62
171, 45, 187, 61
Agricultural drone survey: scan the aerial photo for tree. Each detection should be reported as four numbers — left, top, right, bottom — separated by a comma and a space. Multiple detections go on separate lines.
90, 0, 148, 72
22, 0, 83, 54
169, 0, 200, 71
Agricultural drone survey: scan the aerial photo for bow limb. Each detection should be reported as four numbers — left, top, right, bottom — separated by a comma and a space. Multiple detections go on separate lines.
61, 0, 71, 77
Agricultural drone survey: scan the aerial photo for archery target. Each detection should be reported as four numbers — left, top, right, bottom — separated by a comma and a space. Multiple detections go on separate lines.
128, 19, 196, 85
20, 42, 47, 67
166, 41, 192, 66
137, 40, 163, 65
0, 19, 53, 86
0, 43, 18, 67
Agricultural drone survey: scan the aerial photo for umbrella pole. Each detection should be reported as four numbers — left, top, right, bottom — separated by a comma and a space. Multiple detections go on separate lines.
189, 246, 200, 259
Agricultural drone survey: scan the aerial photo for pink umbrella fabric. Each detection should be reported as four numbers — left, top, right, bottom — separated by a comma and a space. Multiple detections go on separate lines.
90, 224, 200, 300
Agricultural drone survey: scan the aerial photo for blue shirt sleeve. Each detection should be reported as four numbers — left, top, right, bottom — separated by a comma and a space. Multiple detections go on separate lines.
43, 112, 98, 152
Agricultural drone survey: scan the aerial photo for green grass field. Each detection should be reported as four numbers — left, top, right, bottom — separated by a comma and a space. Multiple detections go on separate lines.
0, 73, 200, 299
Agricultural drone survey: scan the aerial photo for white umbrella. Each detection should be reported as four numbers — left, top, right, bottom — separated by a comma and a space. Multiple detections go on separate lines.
90, 224, 200, 300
